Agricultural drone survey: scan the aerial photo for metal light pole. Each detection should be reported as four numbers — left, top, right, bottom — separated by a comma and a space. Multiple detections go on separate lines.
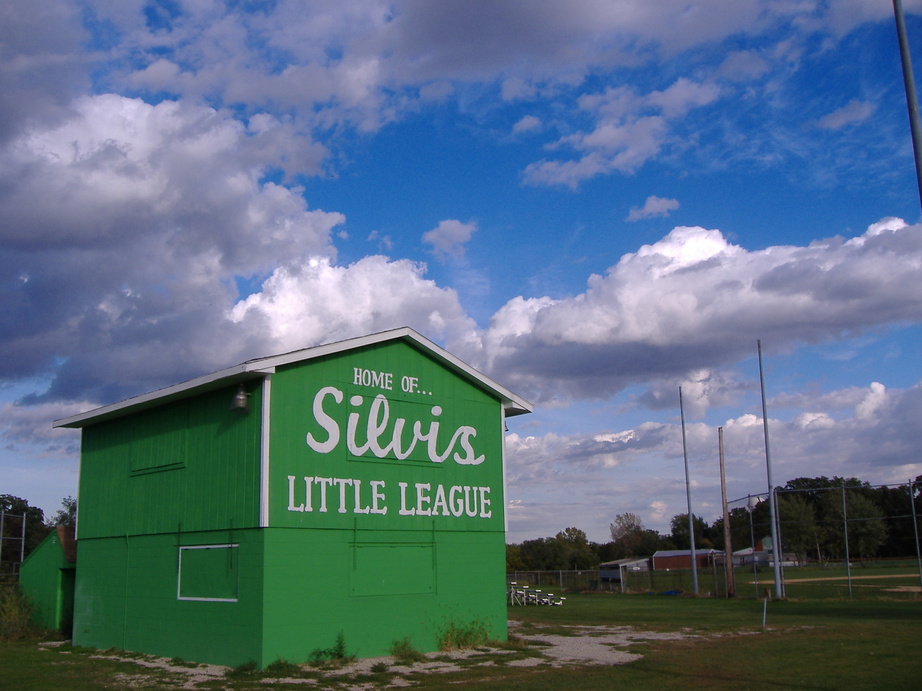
679, 386, 699, 594
718, 427, 735, 598
758, 341, 783, 599
893, 0, 922, 212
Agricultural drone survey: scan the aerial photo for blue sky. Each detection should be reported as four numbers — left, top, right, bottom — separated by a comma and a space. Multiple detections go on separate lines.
2, 1, 922, 543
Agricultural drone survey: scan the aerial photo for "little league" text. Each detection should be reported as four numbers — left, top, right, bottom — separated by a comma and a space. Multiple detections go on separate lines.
286, 475, 492, 518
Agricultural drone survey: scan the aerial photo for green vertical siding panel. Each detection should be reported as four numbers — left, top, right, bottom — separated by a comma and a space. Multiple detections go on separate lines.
77, 383, 263, 539
129, 402, 188, 474
73, 530, 265, 666
259, 527, 507, 663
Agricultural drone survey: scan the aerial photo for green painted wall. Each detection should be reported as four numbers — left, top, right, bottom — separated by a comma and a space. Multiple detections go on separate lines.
73, 530, 265, 666
260, 341, 508, 664
77, 383, 263, 539
73, 381, 264, 662
19, 531, 75, 631
259, 527, 506, 665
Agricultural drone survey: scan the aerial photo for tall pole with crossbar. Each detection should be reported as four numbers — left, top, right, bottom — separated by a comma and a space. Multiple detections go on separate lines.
758, 341, 783, 599
893, 0, 922, 211
679, 386, 700, 594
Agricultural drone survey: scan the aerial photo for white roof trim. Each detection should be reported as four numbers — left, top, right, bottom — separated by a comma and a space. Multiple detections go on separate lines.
53, 327, 532, 429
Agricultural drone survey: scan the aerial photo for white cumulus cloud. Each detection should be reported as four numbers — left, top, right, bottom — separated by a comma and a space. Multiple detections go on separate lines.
230, 255, 478, 353
422, 219, 478, 261
481, 219, 922, 403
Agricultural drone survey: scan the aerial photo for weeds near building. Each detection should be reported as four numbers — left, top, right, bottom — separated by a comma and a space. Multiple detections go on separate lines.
308, 631, 354, 666
0, 583, 39, 641
437, 617, 491, 650
389, 636, 426, 664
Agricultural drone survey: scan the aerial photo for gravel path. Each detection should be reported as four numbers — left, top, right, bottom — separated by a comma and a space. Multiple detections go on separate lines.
55, 621, 703, 688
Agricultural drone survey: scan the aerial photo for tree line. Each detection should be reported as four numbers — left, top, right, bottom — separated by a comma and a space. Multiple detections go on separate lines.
506, 475, 922, 571
5, 477, 919, 575
0, 495, 76, 575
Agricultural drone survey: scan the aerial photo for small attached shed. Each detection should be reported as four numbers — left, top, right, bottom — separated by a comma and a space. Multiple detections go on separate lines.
19, 526, 77, 632
53, 328, 531, 667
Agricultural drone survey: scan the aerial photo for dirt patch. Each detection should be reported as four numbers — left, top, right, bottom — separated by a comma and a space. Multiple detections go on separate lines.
756, 573, 917, 585
89, 653, 228, 689
884, 585, 922, 593
506, 622, 696, 668
63, 623, 707, 688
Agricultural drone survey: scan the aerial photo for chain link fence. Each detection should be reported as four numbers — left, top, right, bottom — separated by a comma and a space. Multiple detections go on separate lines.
726, 480, 922, 598
509, 481, 921, 600
0, 512, 26, 581
506, 569, 601, 593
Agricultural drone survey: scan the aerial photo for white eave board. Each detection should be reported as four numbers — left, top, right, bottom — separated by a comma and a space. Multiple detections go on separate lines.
53, 327, 532, 429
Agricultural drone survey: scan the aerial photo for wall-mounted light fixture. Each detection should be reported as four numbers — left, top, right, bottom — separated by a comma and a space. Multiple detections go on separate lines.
230, 384, 250, 413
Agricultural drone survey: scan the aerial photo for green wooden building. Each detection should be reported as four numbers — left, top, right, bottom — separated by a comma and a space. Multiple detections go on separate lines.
52, 328, 531, 667
19, 526, 77, 632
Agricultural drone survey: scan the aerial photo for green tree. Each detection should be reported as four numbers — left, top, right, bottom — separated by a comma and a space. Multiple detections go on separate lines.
50, 496, 77, 527
784, 476, 866, 514
669, 513, 711, 550
609, 512, 646, 557
505, 543, 527, 571
556, 526, 589, 545
866, 483, 922, 558
554, 527, 596, 569
0, 495, 51, 567
517, 537, 568, 570
712, 506, 757, 552
819, 489, 888, 562
778, 477, 869, 560
638, 529, 669, 556
776, 492, 818, 560
593, 539, 621, 563
783, 476, 837, 501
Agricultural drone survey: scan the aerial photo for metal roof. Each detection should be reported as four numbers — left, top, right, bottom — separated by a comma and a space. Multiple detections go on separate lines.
598, 558, 650, 568
652, 549, 718, 558
53, 327, 533, 429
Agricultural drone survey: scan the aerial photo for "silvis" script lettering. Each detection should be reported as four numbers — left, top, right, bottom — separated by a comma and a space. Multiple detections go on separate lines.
305, 386, 485, 465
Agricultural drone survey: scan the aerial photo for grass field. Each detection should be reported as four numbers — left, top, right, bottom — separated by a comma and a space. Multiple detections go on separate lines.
507, 593, 922, 690
768, 562, 922, 599
578, 559, 922, 599
2, 593, 920, 689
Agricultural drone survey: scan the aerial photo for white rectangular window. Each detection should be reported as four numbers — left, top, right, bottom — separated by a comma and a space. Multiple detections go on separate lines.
177, 544, 239, 602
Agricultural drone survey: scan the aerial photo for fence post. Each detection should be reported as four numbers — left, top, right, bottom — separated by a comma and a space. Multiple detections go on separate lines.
910, 479, 922, 589
748, 494, 759, 598
774, 487, 786, 598
842, 484, 853, 597
712, 557, 719, 597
